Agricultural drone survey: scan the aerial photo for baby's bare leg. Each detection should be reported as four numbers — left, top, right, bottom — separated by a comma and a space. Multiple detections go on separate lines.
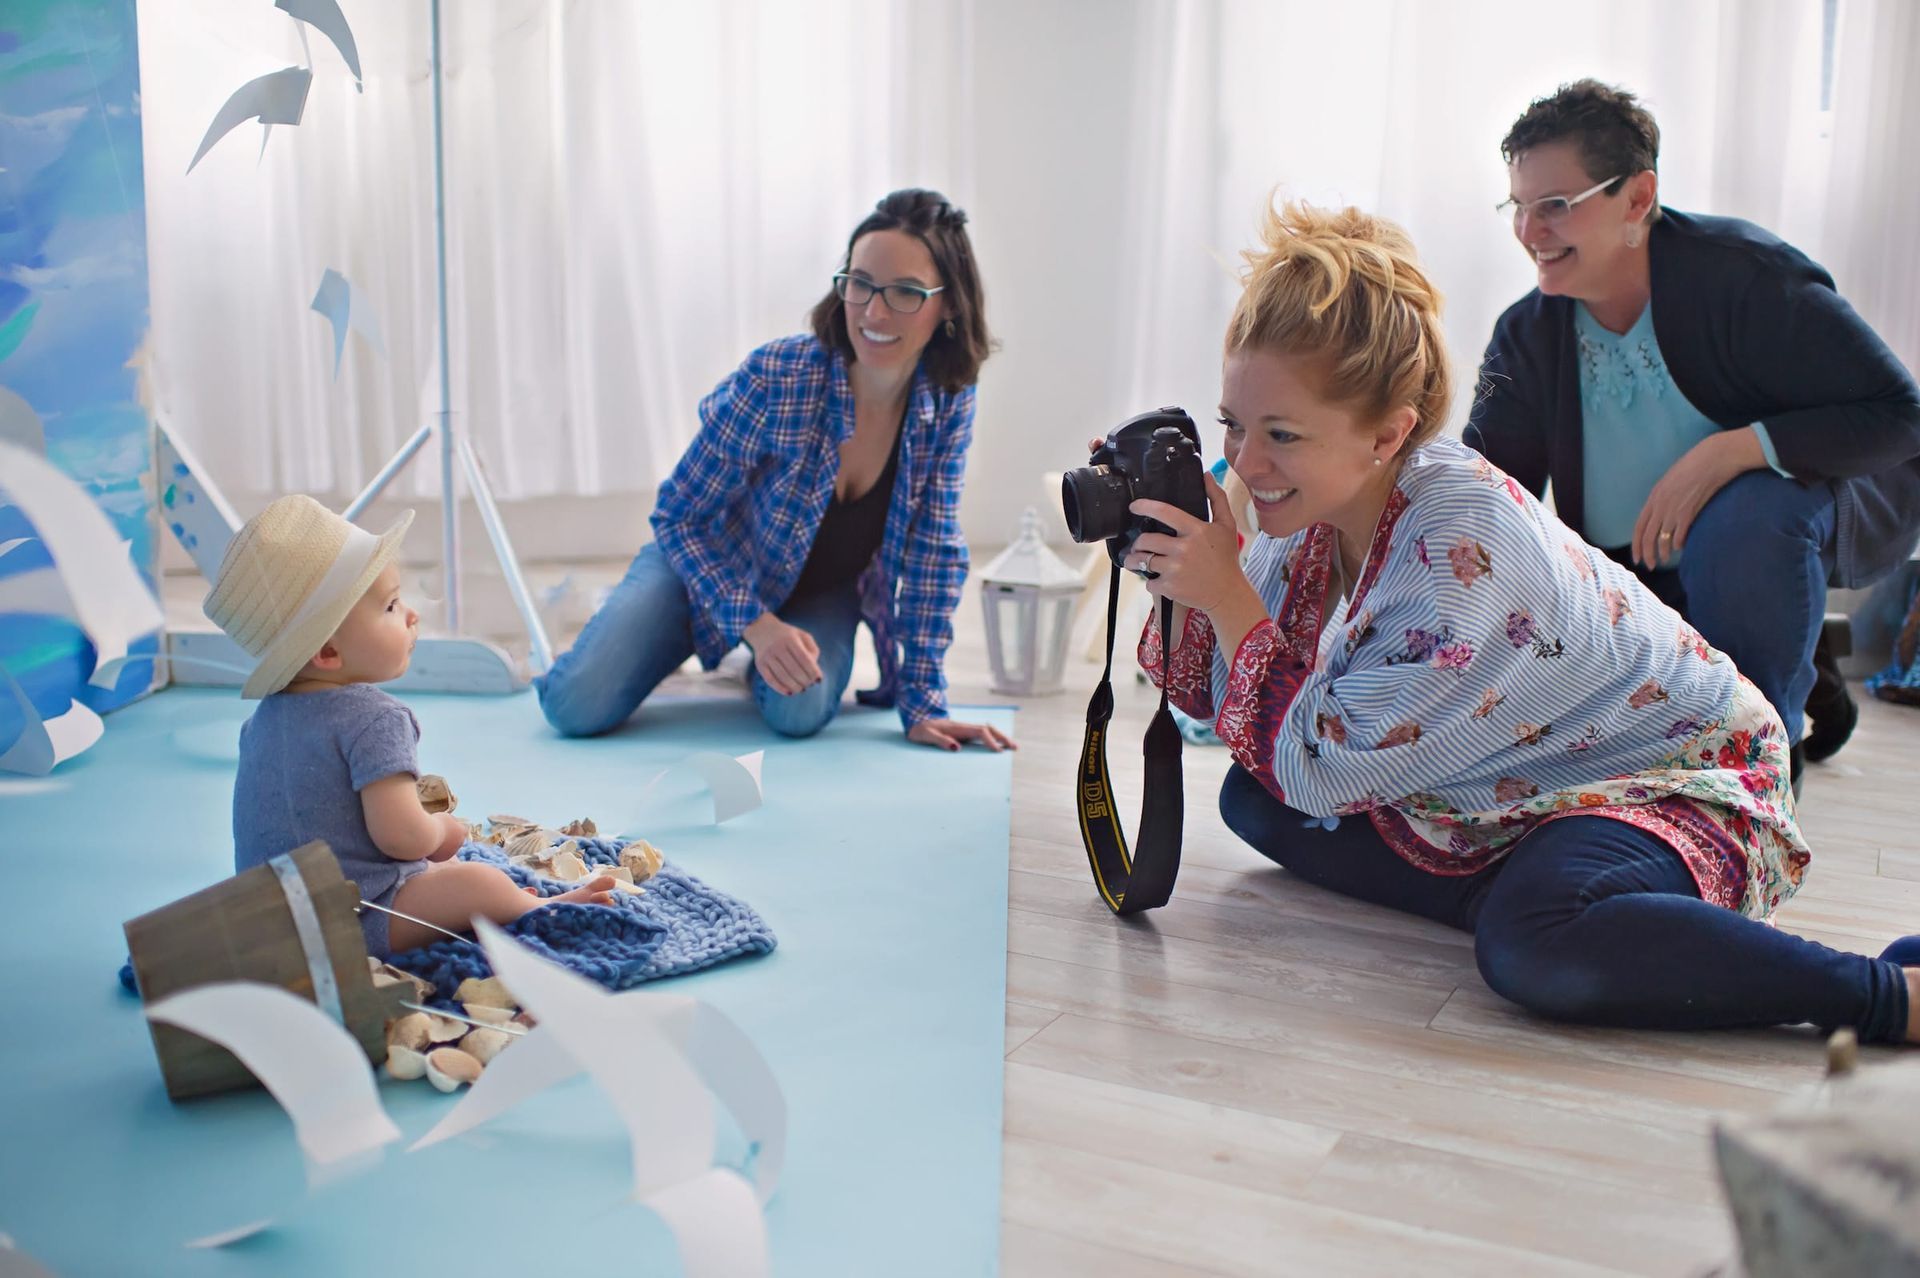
387, 863, 619, 952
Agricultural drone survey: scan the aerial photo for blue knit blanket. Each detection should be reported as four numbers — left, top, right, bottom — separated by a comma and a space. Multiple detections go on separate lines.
119, 837, 775, 1007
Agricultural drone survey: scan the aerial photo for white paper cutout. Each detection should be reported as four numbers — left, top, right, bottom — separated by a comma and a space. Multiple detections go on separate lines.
276, 0, 362, 89
143, 983, 400, 1184
0, 441, 163, 689
187, 67, 312, 174
0, 537, 28, 561
633, 750, 765, 825
411, 998, 785, 1204
467, 923, 772, 1277
184, 1220, 273, 1250
0, 664, 103, 776
409, 1021, 575, 1153
310, 268, 386, 376
0, 385, 45, 457
644, 1168, 767, 1277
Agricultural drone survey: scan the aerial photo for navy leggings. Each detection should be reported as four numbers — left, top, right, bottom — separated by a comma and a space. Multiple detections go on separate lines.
1219, 766, 1910, 1042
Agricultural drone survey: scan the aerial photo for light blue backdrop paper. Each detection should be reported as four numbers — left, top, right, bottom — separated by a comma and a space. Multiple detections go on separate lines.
0, 689, 1013, 1276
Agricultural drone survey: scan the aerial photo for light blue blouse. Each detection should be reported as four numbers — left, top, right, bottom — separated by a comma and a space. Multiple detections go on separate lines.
1575, 303, 1721, 551
1575, 302, 1790, 554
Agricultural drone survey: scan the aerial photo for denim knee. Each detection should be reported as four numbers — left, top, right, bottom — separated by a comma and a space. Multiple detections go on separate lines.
1219, 766, 1284, 849
1473, 913, 1613, 1024
536, 670, 620, 739
754, 680, 840, 738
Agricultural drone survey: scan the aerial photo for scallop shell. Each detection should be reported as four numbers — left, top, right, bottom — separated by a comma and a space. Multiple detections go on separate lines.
454, 976, 515, 1010
547, 851, 590, 883
425, 1047, 484, 1092
386, 1044, 427, 1081
387, 1013, 432, 1053
460, 1027, 514, 1066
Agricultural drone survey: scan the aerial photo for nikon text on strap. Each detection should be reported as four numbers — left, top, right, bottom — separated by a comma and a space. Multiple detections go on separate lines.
1077, 564, 1185, 914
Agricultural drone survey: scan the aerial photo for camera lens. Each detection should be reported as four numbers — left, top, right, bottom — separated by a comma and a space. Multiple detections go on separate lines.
1061, 465, 1132, 543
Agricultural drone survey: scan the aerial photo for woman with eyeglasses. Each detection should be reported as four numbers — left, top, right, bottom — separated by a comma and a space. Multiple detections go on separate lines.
1466, 80, 1920, 792
537, 189, 1014, 752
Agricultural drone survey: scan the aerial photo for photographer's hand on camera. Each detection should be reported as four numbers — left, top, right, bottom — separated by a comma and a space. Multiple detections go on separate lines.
744, 612, 824, 696
1127, 472, 1269, 658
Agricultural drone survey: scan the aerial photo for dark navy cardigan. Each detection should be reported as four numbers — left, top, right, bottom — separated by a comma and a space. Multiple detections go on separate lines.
1464, 208, 1920, 587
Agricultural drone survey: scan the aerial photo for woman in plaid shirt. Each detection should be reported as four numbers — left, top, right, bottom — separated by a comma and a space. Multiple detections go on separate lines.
539, 190, 1014, 753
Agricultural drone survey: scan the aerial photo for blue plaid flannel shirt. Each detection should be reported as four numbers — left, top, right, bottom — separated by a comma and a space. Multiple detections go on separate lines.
651, 334, 976, 729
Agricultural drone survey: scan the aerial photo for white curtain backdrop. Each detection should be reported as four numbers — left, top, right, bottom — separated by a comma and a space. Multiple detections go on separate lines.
1115, 0, 1919, 449
137, 0, 973, 506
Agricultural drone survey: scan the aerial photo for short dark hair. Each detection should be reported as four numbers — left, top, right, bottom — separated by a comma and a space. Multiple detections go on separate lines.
809, 189, 993, 393
1501, 80, 1661, 219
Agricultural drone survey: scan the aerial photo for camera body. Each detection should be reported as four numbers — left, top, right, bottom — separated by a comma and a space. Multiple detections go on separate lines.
1061, 407, 1210, 566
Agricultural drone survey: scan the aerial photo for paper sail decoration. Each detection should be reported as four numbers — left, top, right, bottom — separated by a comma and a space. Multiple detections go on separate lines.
277, 0, 363, 91
310, 268, 386, 377
0, 439, 164, 773
186, 66, 312, 174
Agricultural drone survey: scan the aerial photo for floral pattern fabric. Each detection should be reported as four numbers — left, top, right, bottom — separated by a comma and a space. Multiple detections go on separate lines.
1140, 436, 1810, 919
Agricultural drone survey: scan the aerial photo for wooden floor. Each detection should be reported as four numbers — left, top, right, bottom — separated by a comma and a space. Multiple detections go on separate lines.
932, 590, 1920, 1278
168, 556, 1920, 1275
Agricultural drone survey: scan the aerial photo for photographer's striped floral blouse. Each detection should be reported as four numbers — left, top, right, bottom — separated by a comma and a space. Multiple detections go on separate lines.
652, 334, 975, 729
1142, 435, 1810, 920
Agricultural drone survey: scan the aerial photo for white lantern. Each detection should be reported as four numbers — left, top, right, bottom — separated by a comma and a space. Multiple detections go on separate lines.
979, 507, 1086, 696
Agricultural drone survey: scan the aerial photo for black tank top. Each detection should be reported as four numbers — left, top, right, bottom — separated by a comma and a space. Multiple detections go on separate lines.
786, 425, 903, 601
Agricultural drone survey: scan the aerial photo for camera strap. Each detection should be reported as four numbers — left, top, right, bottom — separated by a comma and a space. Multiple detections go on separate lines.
1077, 564, 1184, 915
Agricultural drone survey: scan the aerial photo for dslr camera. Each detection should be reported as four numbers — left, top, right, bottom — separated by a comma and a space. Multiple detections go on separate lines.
1061, 407, 1211, 566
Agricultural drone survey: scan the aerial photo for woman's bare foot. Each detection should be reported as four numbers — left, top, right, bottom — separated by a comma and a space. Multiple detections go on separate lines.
546, 874, 619, 907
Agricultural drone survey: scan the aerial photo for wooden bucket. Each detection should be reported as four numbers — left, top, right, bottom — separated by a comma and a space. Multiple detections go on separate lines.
123, 841, 409, 1100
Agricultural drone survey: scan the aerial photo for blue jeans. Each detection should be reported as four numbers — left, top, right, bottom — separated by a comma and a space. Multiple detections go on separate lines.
536, 543, 863, 739
1219, 766, 1910, 1042
1613, 470, 1838, 744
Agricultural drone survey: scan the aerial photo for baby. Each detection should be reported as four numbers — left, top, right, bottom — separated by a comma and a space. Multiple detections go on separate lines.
204, 495, 614, 957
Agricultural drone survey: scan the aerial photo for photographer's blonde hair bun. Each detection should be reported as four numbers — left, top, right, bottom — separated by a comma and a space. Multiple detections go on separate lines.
1227, 198, 1452, 453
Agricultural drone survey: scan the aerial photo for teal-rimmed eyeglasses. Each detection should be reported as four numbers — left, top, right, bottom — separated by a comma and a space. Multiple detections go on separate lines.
1496, 176, 1623, 225
833, 272, 945, 314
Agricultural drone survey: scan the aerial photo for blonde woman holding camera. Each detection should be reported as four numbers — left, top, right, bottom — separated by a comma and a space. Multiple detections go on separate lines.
1130, 200, 1920, 1044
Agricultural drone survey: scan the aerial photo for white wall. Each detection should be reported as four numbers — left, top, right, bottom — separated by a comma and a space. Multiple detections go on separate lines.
961, 0, 1146, 549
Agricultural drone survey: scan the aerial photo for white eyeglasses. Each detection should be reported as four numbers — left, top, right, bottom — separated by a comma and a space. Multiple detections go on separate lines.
1495, 176, 1622, 225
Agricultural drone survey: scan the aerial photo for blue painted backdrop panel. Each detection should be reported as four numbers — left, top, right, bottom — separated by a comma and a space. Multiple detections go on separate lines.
0, 0, 158, 751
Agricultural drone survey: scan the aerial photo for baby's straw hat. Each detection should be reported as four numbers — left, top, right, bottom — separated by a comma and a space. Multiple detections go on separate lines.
203, 495, 413, 698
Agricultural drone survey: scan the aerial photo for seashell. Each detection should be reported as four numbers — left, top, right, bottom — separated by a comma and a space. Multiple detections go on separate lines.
488, 813, 534, 830
387, 1013, 432, 1053
554, 839, 580, 860
386, 1044, 427, 1081
560, 817, 597, 837
454, 976, 515, 1010
424, 1014, 468, 1044
461, 1004, 516, 1027
416, 774, 457, 814
614, 879, 645, 894
373, 963, 436, 1003
425, 1047, 484, 1092
620, 839, 664, 883
460, 1027, 513, 1066
505, 830, 553, 863
548, 851, 590, 882
604, 865, 634, 884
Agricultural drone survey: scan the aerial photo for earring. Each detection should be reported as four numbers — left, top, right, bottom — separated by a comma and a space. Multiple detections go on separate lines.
943, 318, 957, 339
1373, 457, 1383, 467
1625, 226, 1644, 249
